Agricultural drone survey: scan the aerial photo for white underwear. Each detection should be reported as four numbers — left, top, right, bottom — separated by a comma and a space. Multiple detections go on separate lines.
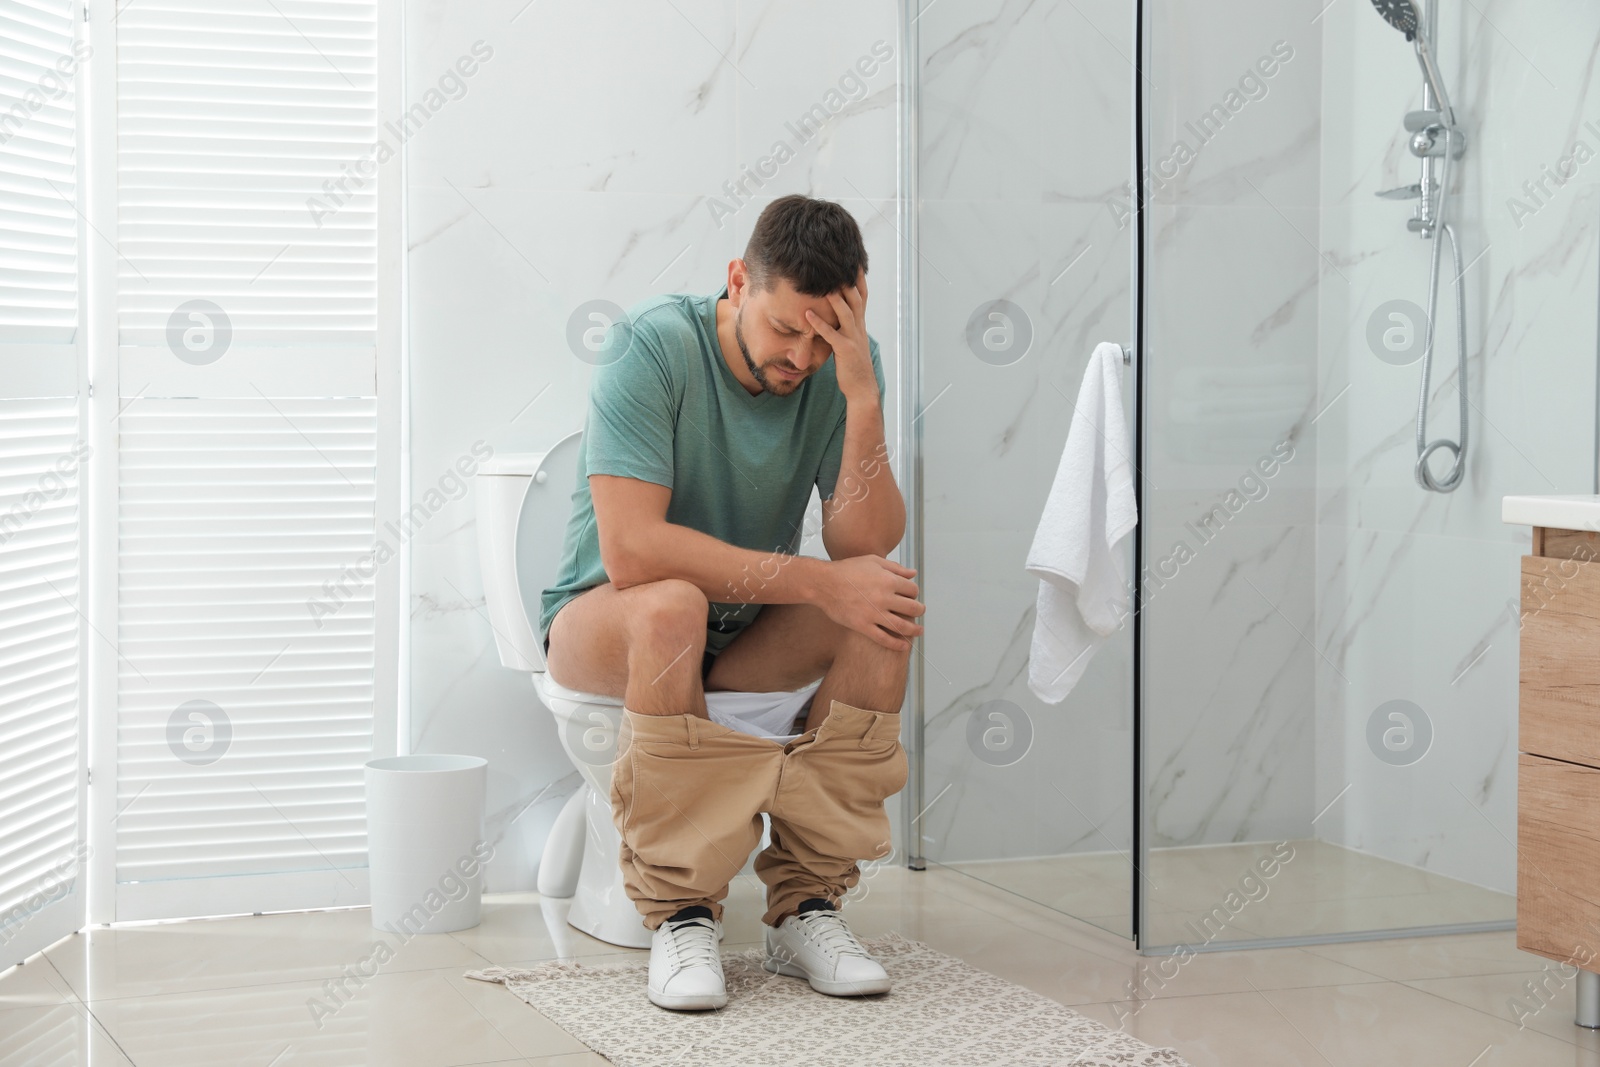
703, 678, 823, 744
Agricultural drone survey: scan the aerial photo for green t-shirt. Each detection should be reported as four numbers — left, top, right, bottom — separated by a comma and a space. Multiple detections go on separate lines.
538, 286, 885, 642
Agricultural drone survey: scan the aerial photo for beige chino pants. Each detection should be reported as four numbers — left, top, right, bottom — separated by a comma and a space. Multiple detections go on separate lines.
609, 698, 909, 930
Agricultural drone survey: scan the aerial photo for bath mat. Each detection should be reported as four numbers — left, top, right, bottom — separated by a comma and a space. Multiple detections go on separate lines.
464, 932, 1189, 1066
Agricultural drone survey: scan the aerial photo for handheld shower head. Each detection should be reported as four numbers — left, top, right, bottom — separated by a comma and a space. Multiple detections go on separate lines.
1370, 0, 1420, 41
1368, 0, 1455, 126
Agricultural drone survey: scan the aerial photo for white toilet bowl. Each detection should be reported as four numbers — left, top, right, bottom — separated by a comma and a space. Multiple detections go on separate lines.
473, 432, 820, 949
529, 670, 649, 947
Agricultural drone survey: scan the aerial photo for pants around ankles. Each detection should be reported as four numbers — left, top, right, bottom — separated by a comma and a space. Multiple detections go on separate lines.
609, 698, 909, 930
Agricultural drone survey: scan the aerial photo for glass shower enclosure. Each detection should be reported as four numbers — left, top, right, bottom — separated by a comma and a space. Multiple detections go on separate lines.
901, 0, 1139, 942
901, 0, 1581, 952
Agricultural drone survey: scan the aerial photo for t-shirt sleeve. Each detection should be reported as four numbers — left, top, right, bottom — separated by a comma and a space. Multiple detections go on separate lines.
816, 336, 887, 503
583, 315, 677, 490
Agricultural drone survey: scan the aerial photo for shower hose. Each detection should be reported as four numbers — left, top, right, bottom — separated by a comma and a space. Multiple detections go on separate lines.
1414, 124, 1468, 493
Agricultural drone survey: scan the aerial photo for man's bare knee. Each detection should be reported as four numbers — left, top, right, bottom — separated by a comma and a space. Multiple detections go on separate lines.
623, 579, 710, 673
623, 579, 708, 640
617, 580, 710, 714
837, 623, 913, 666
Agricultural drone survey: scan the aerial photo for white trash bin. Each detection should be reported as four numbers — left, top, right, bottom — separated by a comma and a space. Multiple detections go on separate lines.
365, 754, 489, 934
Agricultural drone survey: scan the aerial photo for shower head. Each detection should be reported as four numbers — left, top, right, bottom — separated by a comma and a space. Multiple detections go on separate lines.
1370, 0, 1420, 42
1369, 0, 1456, 126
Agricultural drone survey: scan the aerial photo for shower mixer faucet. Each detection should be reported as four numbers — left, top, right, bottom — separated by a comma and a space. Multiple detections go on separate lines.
1404, 109, 1466, 155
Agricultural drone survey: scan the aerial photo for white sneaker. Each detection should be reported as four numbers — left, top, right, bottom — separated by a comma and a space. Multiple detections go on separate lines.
648, 912, 727, 1010
763, 907, 891, 996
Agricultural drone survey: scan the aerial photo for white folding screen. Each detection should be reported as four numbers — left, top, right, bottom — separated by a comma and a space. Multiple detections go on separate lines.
114, 400, 377, 917
0, 0, 79, 348
0, 400, 83, 968
115, 1, 379, 350
109, 0, 393, 920
0, 0, 86, 970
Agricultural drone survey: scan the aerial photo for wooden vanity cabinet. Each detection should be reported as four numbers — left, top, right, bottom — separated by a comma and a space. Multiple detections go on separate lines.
1517, 525, 1600, 966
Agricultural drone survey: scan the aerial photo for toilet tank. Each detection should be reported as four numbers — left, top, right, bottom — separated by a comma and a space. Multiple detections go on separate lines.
473, 430, 584, 673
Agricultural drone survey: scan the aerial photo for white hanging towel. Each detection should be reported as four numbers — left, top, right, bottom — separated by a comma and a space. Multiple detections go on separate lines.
1025, 342, 1138, 704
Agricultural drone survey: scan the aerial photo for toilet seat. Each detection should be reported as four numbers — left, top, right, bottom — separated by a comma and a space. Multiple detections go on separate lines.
534, 670, 624, 707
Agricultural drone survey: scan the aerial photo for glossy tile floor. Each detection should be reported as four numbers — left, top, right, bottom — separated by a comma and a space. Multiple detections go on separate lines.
0, 863, 1584, 1067
946, 837, 1517, 944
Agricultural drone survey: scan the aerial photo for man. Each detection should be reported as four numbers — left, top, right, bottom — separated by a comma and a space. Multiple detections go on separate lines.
538, 194, 923, 1011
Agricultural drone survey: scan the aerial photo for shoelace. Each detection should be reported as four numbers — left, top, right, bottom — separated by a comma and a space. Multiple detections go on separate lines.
795, 909, 869, 960
663, 915, 722, 970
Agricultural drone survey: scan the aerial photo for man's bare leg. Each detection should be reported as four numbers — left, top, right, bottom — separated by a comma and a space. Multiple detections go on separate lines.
547, 578, 911, 726
545, 579, 714, 715
703, 601, 910, 732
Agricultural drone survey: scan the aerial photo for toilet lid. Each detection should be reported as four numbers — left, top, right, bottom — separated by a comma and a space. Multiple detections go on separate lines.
514, 429, 584, 650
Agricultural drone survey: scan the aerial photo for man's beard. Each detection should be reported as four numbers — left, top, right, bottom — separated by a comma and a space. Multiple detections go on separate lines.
735, 305, 800, 394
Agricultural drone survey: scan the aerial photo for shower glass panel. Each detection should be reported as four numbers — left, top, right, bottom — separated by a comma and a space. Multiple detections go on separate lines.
909, 0, 1139, 940
1135, 0, 1587, 950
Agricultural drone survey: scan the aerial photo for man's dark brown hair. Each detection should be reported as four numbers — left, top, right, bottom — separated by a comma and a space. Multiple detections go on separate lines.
744, 194, 868, 297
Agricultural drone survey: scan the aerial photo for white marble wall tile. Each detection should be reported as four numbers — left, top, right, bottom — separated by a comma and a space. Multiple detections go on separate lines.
1038, 0, 1139, 203
1312, 528, 1521, 895
1144, 203, 1322, 482
917, 0, 1049, 204
1143, 0, 1323, 208
1142, 519, 1317, 847
732, 0, 899, 204
406, 0, 738, 196
406, 0, 902, 891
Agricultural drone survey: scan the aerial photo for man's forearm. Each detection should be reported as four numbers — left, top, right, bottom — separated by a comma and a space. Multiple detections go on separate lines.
821, 399, 904, 559
610, 522, 829, 610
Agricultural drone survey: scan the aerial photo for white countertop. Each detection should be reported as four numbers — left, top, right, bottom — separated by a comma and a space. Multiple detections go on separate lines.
1502, 495, 1600, 531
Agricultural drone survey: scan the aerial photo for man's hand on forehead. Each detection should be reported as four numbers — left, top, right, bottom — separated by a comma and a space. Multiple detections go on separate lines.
805, 265, 875, 403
